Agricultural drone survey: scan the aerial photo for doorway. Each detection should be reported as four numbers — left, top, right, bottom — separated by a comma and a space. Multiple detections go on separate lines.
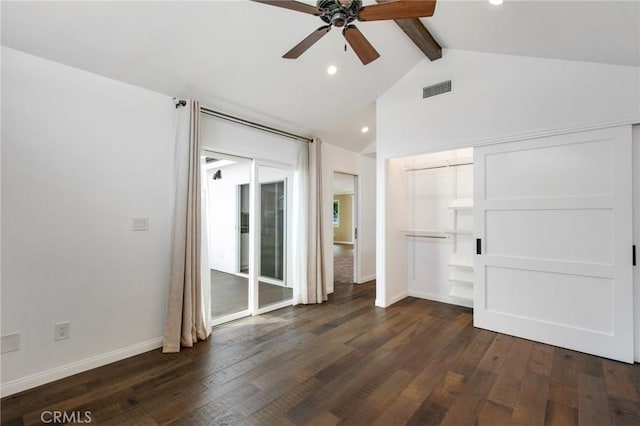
332, 172, 358, 284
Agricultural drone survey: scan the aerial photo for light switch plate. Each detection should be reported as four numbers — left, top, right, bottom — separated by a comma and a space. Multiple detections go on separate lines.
1, 333, 20, 353
132, 217, 149, 231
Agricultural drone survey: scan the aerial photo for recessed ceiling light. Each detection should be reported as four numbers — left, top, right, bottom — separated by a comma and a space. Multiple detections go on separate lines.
489, 0, 503, 5
361, 126, 369, 134
327, 65, 338, 75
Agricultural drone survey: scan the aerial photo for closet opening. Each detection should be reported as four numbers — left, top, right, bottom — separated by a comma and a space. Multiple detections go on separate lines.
402, 147, 474, 308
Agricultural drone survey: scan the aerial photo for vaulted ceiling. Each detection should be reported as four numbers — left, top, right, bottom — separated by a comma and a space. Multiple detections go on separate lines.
2, 1, 638, 152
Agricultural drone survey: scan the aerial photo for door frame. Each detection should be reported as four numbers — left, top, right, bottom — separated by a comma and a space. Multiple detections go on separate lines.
331, 170, 360, 285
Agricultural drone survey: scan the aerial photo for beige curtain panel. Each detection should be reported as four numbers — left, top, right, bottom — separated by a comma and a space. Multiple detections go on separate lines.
163, 100, 210, 353
306, 138, 328, 303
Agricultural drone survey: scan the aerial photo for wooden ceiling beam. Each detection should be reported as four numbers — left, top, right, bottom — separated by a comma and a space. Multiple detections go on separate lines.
375, 0, 442, 61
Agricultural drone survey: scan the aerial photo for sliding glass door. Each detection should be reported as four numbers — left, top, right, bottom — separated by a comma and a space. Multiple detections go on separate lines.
205, 155, 294, 324
257, 165, 292, 309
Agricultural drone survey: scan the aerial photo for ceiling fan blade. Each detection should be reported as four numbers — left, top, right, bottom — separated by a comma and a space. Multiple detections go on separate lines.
283, 25, 332, 59
358, 0, 436, 21
343, 25, 380, 65
251, 0, 323, 16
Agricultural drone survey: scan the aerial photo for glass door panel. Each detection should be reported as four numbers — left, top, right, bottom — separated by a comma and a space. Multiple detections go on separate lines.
205, 153, 251, 323
258, 166, 292, 308
260, 181, 285, 281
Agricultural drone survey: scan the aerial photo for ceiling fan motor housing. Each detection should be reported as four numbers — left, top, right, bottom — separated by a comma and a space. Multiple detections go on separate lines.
318, 0, 361, 27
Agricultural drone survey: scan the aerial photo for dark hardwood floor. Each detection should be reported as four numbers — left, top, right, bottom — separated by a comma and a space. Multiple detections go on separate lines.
2, 281, 640, 425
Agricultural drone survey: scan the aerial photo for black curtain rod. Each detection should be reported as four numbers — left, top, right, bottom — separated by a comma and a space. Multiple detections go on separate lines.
173, 99, 313, 143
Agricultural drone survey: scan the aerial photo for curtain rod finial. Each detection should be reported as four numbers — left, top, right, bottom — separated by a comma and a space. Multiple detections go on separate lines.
173, 98, 187, 108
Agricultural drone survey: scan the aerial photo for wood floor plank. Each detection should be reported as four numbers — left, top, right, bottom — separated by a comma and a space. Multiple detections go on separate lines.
528, 343, 555, 377
578, 373, 612, 426
477, 400, 513, 426
426, 371, 466, 409
439, 368, 498, 426
511, 371, 550, 426
608, 397, 640, 426
551, 348, 579, 387
544, 401, 578, 426
548, 381, 579, 410
603, 360, 640, 402
478, 334, 515, 373
487, 338, 534, 409
3, 281, 639, 426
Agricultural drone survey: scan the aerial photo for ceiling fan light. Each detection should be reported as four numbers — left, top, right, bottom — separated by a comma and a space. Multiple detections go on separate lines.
327, 65, 338, 75
331, 12, 347, 27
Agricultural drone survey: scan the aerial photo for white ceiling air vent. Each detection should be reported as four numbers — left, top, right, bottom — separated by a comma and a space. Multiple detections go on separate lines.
423, 80, 452, 99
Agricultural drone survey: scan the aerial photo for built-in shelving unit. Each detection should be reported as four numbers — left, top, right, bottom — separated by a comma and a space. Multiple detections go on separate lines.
447, 195, 474, 304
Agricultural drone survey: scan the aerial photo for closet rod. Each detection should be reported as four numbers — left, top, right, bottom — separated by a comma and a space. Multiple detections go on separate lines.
174, 99, 314, 143
406, 161, 473, 172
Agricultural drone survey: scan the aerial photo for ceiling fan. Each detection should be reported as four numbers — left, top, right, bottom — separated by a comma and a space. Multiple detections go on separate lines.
252, 0, 437, 65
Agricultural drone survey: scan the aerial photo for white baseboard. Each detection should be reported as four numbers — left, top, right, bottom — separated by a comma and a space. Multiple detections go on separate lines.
0, 337, 163, 397
357, 274, 376, 284
408, 290, 474, 309
376, 291, 409, 308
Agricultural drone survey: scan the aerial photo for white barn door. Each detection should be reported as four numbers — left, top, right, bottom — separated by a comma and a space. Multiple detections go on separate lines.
474, 126, 634, 362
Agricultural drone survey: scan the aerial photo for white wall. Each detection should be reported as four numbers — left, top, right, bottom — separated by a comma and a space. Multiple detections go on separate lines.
377, 49, 640, 158
1, 47, 175, 395
323, 143, 376, 293
376, 157, 408, 307
376, 49, 640, 307
201, 115, 299, 166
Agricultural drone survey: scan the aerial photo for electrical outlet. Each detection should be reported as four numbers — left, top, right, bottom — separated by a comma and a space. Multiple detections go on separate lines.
55, 322, 70, 341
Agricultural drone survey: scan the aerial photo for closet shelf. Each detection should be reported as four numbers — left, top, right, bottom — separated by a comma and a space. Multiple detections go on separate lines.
448, 253, 474, 269
448, 269, 474, 284
449, 283, 473, 302
448, 198, 473, 210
